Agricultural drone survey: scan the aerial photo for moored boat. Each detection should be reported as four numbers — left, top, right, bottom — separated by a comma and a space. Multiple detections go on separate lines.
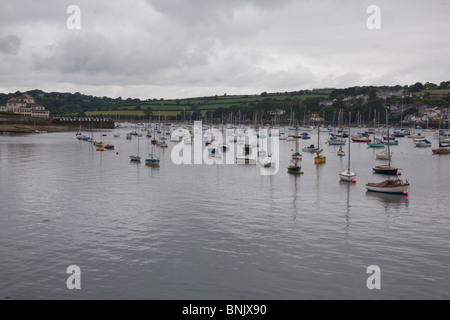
145, 155, 160, 167
432, 117, 450, 154
288, 126, 303, 174
366, 178, 409, 194
314, 125, 326, 164
302, 145, 318, 153
376, 149, 391, 160
339, 120, 356, 182
351, 135, 371, 143
372, 165, 399, 175
414, 139, 432, 148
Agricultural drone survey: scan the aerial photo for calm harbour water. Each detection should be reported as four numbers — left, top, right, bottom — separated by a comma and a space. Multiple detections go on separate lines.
1, 127, 450, 300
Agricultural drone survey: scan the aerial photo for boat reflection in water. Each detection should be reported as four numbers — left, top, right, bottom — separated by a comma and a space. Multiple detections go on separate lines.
365, 191, 409, 208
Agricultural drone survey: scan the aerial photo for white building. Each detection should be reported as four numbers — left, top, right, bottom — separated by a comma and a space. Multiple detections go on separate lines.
5, 94, 50, 118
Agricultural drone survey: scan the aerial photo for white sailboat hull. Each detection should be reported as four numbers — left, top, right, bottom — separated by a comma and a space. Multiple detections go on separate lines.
415, 142, 432, 148
376, 153, 390, 160
339, 171, 356, 182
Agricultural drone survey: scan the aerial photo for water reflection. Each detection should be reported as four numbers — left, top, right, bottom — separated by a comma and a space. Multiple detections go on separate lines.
291, 175, 299, 221
339, 181, 353, 243
365, 191, 409, 209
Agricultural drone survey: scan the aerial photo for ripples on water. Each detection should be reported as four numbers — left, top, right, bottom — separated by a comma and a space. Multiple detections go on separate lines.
1, 130, 450, 299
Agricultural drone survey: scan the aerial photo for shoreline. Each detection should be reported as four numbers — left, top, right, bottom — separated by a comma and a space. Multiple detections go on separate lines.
0, 124, 78, 134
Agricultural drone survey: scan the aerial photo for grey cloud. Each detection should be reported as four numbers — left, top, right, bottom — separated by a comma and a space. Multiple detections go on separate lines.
0, 0, 449, 98
145, 0, 291, 26
0, 35, 21, 55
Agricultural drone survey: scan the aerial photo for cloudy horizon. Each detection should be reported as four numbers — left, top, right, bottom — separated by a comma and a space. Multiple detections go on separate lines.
0, 0, 448, 99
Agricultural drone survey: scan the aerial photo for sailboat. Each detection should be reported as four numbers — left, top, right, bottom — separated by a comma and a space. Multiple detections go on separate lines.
130, 138, 141, 162
146, 142, 160, 167
432, 116, 450, 154
372, 112, 398, 175
337, 118, 345, 156
368, 113, 384, 148
288, 125, 303, 174
314, 124, 326, 164
376, 149, 391, 160
76, 122, 83, 140
340, 120, 356, 182
329, 110, 346, 149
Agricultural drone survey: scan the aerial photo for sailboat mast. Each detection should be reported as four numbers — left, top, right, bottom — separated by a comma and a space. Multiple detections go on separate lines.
317, 124, 320, 156
295, 124, 299, 166
386, 109, 391, 168
348, 112, 351, 171
438, 115, 442, 147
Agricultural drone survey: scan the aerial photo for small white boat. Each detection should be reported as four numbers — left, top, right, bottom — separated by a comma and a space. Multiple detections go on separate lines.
340, 170, 356, 182
302, 145, 318, 153
408, 133, 425, 139
327, 138, 346, 145
414, 139, 432, 148
376, 150, 391, 160
339, 122, 356, 182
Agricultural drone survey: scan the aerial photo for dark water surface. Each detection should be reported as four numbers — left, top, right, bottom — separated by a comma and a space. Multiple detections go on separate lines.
1, 128, 449, 299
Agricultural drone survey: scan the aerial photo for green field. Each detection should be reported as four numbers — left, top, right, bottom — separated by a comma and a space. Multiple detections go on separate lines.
86, 110, 207, 117
84, 90, 332, 117
112, 92, 330, 112
421, 89, 450, 95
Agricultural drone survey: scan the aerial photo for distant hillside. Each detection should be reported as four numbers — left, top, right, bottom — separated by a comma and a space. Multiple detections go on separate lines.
0, 81, 449, 124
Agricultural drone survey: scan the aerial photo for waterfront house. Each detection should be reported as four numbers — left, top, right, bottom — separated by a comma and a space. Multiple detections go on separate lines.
5, 94, 50, 118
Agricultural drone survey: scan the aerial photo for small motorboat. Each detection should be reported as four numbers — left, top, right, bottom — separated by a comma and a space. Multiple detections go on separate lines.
414, 139, 432, 148
104, 144, 115, 150
366, 178, 409, 194
368, 138, 385, 148
327, 137, 346, 145
337, 148, 345, 156
351, 135, 371, 143
302, 145, 318, 153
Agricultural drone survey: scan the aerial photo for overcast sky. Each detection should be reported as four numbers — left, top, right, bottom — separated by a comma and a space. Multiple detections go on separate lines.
0, 0, 448, 99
